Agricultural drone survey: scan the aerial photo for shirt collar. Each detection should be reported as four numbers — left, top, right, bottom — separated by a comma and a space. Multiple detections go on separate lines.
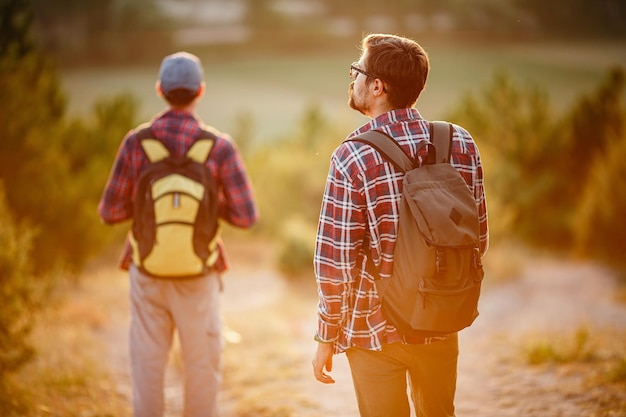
160, 108, 196, 119
348, 108, 424, 138
150, 108, 201, 125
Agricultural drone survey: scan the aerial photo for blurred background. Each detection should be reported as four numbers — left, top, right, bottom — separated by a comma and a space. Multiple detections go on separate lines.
1, 0, 626, 415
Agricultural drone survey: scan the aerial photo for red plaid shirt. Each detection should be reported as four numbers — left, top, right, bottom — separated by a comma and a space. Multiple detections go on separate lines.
98, 109, 259, 273
314, 108, 488, 353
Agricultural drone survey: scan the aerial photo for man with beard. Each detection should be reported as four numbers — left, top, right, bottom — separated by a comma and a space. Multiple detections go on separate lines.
311, 34, 488, 417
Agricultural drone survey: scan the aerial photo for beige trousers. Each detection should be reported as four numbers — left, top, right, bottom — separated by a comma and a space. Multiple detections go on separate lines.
346, 333, 458, 417
129, 265, 222, 417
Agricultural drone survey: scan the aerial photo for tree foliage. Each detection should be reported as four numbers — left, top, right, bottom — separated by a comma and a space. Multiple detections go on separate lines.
21, 0, 626, 71
0, 185, 37, 409
31, 0, 172, 65
448, 67, 626, 271
515, 0, 626, 37
575, 131, 626, 271
572, 70, 626, 271
245, 103, 341, 277
0, 2, 138, 394
0, 0, 66, 268
248, 68, 626, 277
0, 0, 138, 272
448, 72, 565, 245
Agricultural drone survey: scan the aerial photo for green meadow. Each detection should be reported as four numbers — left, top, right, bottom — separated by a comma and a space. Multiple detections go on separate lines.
61, 39, 626, 145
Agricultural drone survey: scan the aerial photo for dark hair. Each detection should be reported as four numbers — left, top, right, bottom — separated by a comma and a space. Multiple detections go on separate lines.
163, 88, 201, 108
362, 34, 429, 108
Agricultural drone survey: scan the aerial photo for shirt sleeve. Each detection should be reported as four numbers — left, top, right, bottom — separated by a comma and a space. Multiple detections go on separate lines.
474, 152, 489, 255
97, 132, 136, 224
213, 137, 259, 228
314, 149, 367, 342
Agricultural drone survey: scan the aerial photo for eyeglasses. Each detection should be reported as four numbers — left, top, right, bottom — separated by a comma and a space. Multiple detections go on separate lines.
349, 61, 388, 92
349, 62, 376, 80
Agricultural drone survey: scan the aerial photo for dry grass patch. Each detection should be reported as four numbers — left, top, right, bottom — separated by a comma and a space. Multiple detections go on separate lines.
217, 284, 320, 417
6, 280, 131, 417
522, 327, 626, 415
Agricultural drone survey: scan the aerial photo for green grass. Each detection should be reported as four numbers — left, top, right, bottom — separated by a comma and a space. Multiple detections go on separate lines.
60, 40, 626, 147
609, 358, 626, 383
525, 328, 595, 365
524, 327, 626, 388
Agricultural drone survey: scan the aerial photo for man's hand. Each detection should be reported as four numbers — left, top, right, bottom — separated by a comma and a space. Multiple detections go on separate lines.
312, 341, 335, 384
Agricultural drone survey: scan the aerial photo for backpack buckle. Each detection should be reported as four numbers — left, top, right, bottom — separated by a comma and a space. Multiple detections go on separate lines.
435, 248, 447, 275
473, 247, 482, 269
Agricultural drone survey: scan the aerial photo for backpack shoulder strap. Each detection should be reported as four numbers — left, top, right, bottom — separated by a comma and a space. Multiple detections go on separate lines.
141, 140, 170, 163
187, 128, 218, 163
187, 139, 214, 163
429, 121, 453, 164
348, 130, 413, 173
134, 122, 153, 141
136, 124, 220, 164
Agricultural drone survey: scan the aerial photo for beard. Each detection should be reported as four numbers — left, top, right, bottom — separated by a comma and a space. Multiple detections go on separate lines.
348, 82, 356, 109
348, 82, 367, 115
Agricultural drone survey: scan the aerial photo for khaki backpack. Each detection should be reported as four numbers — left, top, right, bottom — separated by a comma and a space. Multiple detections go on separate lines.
351, 121, 484, 337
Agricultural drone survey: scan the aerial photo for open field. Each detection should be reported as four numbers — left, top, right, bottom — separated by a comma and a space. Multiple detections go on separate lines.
60, 40, 626, 145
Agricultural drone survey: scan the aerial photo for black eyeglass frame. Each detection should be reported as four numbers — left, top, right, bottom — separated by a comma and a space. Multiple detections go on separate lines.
350, 62, 376, 80
349, 62, 388, 92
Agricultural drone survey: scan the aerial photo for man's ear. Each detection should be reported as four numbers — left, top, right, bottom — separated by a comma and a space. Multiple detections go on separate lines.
196, 82, 205, 99
371, 79, 386, 96
155, 80, 163, 97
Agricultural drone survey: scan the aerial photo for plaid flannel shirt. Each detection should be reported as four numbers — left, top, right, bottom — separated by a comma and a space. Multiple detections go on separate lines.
98, 109, 259, 273
314, 108, 488, 353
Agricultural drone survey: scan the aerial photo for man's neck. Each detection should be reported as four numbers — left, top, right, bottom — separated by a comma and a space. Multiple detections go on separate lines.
367, 103, 397, 119
169, 104, 196, 113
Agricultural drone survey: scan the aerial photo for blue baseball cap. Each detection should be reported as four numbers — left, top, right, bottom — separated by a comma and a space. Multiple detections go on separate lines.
158, 52, 204, 95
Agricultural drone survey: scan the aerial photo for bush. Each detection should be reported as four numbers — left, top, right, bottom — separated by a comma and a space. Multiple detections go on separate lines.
0, 185, 39, 411
52, 93, 139, 270
574, 130, 626, 272
248, 104, 335, 223
1, 1, 140, 274
447, 71, 566, 246
276, 217, 317, 280
447, 68, 626, 259
246, 103, 344, 278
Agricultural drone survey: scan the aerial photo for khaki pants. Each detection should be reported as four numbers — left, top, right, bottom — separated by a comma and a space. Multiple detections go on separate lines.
129, 265, 222, 417
346, 334, 458, 417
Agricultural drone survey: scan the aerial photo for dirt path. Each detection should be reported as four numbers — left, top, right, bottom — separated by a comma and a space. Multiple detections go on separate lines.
455, 260, 626, 416
94, 244, 626, 416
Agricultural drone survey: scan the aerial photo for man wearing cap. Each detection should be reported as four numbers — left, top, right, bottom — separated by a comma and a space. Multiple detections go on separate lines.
98, 52, 259, 417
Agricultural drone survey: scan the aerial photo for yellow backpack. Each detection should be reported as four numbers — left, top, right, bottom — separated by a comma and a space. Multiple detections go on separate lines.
130, 125, 220, 278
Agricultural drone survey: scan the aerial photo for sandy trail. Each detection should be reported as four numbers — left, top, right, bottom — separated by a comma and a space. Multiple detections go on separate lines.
94, 245, 626, 416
